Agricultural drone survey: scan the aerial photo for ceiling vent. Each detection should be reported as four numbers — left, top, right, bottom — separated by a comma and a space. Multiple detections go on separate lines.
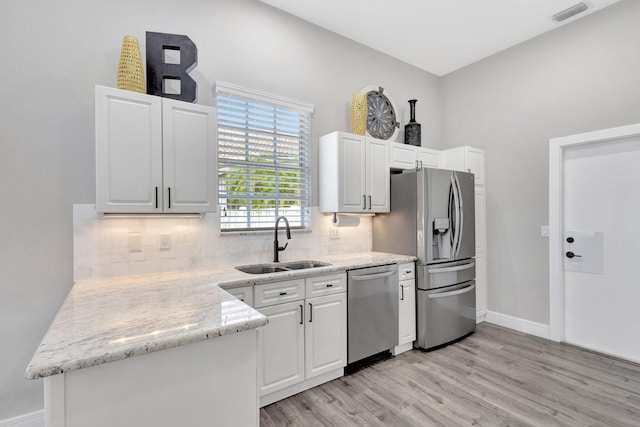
552, 2, 589, 22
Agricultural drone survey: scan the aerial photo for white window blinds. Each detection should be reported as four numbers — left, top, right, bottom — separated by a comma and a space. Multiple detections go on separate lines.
216, 82, 313, 231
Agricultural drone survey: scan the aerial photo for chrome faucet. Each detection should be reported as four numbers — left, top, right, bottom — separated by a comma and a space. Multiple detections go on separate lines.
273, 216, 291, 262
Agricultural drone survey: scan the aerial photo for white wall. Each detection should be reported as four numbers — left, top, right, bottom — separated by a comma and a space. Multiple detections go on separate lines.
0, 0, 441, 419
441, 0, 640, 324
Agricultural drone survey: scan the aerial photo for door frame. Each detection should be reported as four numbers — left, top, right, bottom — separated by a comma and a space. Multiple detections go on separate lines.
549, 122, 640, 342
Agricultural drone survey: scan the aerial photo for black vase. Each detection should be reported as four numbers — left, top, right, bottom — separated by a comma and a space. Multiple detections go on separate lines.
404, 99, 421, 146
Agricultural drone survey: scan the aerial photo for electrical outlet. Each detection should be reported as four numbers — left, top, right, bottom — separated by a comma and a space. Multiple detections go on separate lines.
128, 233, 143, 252
159, 233, 172, 250
330, 227, 340, 239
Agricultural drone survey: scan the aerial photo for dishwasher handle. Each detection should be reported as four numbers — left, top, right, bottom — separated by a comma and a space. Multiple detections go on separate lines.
349, 270, 396, 281
428, 283, 475, 299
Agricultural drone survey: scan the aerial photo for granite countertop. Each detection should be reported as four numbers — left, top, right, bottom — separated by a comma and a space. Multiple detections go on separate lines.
26, 251, 415, 379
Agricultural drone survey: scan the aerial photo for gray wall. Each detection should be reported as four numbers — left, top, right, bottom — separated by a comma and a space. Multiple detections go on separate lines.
441, 0, 640, 324
0, 0, 440, 419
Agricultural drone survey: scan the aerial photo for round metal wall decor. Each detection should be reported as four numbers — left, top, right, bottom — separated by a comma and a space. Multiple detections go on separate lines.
361, 85, 400, 141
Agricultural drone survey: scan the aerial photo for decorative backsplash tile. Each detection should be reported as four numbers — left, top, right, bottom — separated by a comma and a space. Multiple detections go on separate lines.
73, 205, 372, 280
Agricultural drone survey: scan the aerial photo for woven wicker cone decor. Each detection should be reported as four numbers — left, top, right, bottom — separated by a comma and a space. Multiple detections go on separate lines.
117, 36, 145, 93
351, 92, 368, 136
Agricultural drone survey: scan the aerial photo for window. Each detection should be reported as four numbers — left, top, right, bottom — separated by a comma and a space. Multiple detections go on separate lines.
216, 82, 313, 231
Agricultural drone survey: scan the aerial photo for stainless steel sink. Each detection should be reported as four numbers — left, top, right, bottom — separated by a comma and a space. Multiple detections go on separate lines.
235, 260, 331, 274
283, 260, 331, 270
235, 265, 290, 274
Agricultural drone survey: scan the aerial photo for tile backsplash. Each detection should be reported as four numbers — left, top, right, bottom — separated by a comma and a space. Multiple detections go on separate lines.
73, 205, 372, 280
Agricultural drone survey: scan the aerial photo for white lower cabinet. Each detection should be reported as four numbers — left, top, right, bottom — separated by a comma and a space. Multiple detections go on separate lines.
393, 262, 416, 355
258, 301, 305, 396
398, 280, 416, 346
256, 273, 347, 407
305, 293, 347, 379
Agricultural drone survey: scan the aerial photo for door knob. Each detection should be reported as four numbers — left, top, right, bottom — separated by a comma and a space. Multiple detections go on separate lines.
566, 251, 582, 259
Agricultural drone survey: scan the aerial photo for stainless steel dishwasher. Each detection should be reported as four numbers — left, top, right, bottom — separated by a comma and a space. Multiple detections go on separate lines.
347, 264, 398, 365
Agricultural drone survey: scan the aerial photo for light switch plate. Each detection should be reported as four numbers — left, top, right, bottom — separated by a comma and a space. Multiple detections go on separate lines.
541, 225, 549, 237
159, 233, 172, 250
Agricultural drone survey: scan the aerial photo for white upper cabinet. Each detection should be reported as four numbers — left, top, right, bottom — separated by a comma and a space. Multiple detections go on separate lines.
366, 137, 390, 212
162, 99, 217, 213
95, 85, 217, 214
389, 143, 442, 170
441, 146, 485, 186
389, 143, 419, 170
319, 131, 389, 213
418, 147, 442, 169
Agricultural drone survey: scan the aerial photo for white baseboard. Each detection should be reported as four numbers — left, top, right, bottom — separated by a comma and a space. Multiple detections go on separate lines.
0, 410, 44, 427
476, 308, 487, 324
485, 310, 550, 339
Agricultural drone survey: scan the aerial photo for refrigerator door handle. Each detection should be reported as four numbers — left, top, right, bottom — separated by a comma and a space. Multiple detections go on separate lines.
428, 283, 475, 299
454, 173, 464, 258
427, 262, 475, 274
450, 174, 461, 256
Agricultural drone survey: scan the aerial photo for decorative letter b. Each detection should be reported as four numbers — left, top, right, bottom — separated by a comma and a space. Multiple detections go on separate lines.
146, 31, 197, 102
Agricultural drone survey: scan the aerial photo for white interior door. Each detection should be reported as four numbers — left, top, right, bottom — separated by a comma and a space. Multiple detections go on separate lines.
563, 136, 640, 363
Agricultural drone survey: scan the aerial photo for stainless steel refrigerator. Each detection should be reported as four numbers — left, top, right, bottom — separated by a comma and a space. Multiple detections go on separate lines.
373, 167, 476, 350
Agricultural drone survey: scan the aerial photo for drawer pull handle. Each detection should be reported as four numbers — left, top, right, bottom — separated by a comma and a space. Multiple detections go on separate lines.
279, 292, 287, 296
326, 284, 334, 288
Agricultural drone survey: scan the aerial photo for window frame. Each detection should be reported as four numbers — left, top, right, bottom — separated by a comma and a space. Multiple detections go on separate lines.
215, 82, 314, 232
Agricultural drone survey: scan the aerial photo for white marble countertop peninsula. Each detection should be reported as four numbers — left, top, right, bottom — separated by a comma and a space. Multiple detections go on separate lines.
26, 251, 414, 379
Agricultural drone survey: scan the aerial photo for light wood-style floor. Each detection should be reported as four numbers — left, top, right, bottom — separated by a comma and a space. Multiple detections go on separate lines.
260, 323, 640, 426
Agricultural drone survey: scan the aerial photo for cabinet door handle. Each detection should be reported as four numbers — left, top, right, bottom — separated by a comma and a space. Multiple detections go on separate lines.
401, 284, 405, 301
167, 187, 171, 209
326, 284, 334, 288
279, 291, 287, 296
368, 195, 372, 210
155, 187, 159, 209
362, 195, 366, 209
299, 304, 303, 325
308, 302, 313, 323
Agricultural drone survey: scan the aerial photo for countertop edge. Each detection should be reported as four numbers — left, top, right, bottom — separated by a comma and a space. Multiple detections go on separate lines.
26, 252, 416, 379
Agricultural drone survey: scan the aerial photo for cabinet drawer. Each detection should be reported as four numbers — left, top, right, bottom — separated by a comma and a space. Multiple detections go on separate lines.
224, 286, 254, 307
305, 273, 346, 298
255, 279, 305, 308
398, 262, 415, 280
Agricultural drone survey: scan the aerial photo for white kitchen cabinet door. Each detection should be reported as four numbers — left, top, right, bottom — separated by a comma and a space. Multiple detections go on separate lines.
96, 85, 217, 214
96, 86, 163, 213
475, 255, 487, 319
304, 293, 347, 380
340, 134, 367, 212
258, 301, 305, 396
418, 148, 442, 169
398, 280, 416, 346
162, 98, 217, 213
389, 143, 418, 169
475, 186, 486, 255
319, 131, 388, 213
441, 146, 485, 186
366, 137, 390, 212
466, 147, 485, 186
